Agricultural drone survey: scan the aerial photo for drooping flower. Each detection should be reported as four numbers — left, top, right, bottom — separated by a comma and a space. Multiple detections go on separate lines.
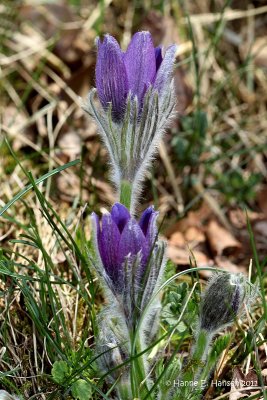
199, 273, 246, 333
95, 32, 176, 121
92, 202, 158, 288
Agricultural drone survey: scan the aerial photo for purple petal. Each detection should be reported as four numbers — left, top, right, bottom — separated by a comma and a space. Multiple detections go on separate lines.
118, 219, 149, 266
111, 203, 131, 232
139, 206, 159, 247
155, 47, 163, 72
95, 34, 128, 121
124, 31, 156, 105
154, 44, 177, 93
99, 213, 121, 280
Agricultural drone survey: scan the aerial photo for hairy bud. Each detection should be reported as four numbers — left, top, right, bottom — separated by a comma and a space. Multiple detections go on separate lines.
199, 273, 246, 333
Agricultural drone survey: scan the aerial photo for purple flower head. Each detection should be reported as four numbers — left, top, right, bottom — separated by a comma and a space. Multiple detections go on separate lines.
95, 31, 176, 121
92, 203, 159, 289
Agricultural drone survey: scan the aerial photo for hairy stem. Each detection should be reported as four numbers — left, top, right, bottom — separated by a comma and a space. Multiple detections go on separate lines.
120, 180, 132, 210
116, 376, 133, 400
171, 329, 213, 400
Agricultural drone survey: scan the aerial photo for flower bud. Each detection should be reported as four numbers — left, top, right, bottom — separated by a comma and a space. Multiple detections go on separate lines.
199, 273, 245, 333
90, 203, 166, 332
94, 32, 176, 121
91, 202, 158, 292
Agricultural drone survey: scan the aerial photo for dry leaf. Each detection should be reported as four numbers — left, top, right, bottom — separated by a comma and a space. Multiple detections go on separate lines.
58, 131, 81, 161
169, 231, 185, 247
3, 105, 28, 129
254, 220, 267, 238
51, 251, 67, 265
229, 389, 248, 400
206, 220, 242, 257
3, 106, 34, 151
251, 37, 267, 68
229, 208, 262, 229
184, 226, 205, 243
214, 257, 247, 274
167, 244, 211, 267
166, 203, 212, 237
229, 367, 259, 400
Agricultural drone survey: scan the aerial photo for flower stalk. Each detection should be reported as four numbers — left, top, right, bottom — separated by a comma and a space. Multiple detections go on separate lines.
173, 329, 212, 399
88, 202, 166, 398
120, 180, 132, 209
165, 272, 249, 400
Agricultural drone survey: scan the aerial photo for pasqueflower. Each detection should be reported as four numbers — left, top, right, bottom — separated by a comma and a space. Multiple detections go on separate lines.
83, 31, 177, 212
92, 202, 158, 288
95, 31, 176, 121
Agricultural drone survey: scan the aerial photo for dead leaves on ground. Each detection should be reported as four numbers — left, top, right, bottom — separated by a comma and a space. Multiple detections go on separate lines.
166, 197, 267, 276
229, 367, 262, 400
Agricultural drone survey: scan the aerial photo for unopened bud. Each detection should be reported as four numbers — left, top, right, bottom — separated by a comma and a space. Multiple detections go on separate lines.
200, 273, 245, 333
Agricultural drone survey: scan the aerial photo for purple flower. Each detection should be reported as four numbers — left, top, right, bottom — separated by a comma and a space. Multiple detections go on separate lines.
92, 203, 158, 288
95, 31, 176, 121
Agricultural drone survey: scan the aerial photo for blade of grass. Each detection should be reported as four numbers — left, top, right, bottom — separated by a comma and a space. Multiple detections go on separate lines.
0, 140, 80, 217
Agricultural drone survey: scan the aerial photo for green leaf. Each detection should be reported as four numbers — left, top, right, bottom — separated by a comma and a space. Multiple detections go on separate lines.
51, 360, 70, 384
176, 321, 187, 333
71, 379, 92, 399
